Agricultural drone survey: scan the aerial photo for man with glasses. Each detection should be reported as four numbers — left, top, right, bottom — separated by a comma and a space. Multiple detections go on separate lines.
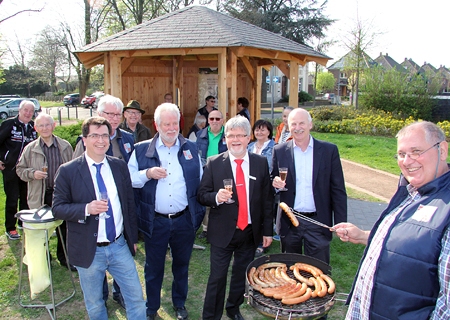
196, 95, 217, 127
119, 100, 152, 143
197, 116, 273, 320
196, 110, 228, 239
73, 94, 134, 309
333, 121, 450, 319
53, 117, 146, 319
16, 113, 74, 270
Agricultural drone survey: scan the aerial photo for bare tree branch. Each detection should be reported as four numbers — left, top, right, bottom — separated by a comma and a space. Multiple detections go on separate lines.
0, 8, 43, 24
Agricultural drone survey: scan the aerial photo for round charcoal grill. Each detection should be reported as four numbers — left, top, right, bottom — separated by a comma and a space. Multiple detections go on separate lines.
245, 253, 336, 320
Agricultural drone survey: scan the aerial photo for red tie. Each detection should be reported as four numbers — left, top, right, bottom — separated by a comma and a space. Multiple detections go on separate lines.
235, 159, 248, 230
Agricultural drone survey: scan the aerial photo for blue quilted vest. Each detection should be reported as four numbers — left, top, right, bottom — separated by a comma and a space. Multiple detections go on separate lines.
133, 133, 205, 237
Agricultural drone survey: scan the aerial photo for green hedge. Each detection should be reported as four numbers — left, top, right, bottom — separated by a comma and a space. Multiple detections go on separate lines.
53, 122, 82, 149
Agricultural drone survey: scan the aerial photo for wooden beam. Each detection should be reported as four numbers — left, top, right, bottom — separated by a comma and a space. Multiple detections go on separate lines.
217, 48, 227, 119
229, 49, 237, 118
288, 60, 299, 108
110, 55, 122, 99
255, 63, 262, 123
121, 58, 135, 75
104, 53, 111, 95
239, 56, 255, 81
271, 60, 290, 78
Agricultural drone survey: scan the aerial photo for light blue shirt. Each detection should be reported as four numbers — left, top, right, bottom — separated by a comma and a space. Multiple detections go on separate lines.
128, 136, 203, 214
293, 136, 316, 212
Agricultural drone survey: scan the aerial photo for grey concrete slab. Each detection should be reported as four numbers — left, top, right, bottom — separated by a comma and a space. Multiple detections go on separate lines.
347, 199, 388, 231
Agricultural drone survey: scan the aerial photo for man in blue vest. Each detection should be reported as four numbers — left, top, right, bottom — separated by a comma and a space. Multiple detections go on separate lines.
333, 121, 450, 319
128, 103, 205, 320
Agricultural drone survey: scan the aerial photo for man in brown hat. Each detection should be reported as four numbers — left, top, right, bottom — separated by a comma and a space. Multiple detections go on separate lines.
119, 100, 152, 143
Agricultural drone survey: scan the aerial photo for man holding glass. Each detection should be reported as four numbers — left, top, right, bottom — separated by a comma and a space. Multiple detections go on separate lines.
16, 113, 74, 270
128, 103, 205, 320
197, 116, 273, 320
272, 108, 347, 264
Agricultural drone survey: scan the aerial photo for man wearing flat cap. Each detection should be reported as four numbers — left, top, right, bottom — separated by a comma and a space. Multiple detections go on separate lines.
119, 100, 152, 143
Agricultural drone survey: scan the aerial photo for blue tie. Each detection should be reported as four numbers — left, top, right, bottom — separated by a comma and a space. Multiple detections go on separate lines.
93, 163, 116, 242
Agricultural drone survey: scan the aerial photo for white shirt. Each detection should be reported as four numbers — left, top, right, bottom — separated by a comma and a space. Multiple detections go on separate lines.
293, 136, 316, 212
85, 154, 124, 242
228, 152, 252, 224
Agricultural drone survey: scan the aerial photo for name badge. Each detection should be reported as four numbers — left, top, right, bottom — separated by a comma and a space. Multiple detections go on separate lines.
123, 143, 132, 153
183, 149, 193, 160
410, 204, 437, 223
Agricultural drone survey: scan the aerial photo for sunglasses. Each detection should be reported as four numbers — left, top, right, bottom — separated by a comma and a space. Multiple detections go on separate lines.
209, 117, 222, 121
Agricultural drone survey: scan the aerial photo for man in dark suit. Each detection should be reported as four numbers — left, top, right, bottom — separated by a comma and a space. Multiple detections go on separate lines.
272, 108, 347, 264
198, 115, 274, 320
52, 117, 146, 319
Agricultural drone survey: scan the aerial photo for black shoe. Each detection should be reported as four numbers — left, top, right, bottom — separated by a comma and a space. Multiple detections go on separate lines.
173, 306, 188, 320
113, 293, 126, 309
147, 314, 157, 320
226, 311, 244, 320
59, 260, 77, 272
197, 231, 207, 239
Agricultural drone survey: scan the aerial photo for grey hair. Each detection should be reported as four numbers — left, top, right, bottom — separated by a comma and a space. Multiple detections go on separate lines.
396, 121, 446, 144
284, 106, 295, 111
97, 95, 124, 113
288, 108, 312, 123
154, 103, 180, 126
19, 100, 35, 110
224, 115, 251, 136
194, 114, 207, 125
35, 113, 54, 125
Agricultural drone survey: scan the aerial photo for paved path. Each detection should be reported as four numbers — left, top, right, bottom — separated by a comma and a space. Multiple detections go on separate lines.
343, 159, 396, 231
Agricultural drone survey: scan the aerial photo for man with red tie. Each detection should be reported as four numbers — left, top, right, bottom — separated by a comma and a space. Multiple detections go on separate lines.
197, 115, 274, 320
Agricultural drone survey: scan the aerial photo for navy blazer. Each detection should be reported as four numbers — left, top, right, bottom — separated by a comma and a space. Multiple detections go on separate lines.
272, 138, 347, 240
52, 155, 138, 268
197, 151, 274, 247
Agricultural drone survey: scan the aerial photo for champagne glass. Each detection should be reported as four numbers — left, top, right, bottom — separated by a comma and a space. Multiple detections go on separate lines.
160, 159, 168, 181
279, 167, 288, 191
223, 179, 235, 204
99, 191, 110, 219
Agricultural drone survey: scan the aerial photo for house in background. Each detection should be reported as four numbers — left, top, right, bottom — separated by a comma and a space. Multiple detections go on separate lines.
374, 53, 405, 72
327, 50, 376, 99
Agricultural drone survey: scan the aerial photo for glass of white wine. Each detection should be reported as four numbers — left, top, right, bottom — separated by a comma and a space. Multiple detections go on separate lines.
223, 179, 235, 204
279, 167, 288, 191
99, 191, 110, 219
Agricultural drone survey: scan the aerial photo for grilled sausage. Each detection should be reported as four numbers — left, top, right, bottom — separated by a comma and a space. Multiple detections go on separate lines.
309, 277, 319, 298
281, 288, 312, 305
294, 263, 323, 277
281, 282, 308, 299
316, 275, 328, 297
320, 273, 336, 294
279, 202, 299, 227
291, 265, 314, 286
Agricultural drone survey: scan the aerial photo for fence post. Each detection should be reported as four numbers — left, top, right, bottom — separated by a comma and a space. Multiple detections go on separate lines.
58, 108, 63, 126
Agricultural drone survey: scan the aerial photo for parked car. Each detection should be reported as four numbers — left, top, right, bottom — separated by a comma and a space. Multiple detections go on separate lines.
323, 93, 336, 104
0, 94, 20, 99
0, 98, 42, 120
63, 93, 80, 106
81, 91, 104, 108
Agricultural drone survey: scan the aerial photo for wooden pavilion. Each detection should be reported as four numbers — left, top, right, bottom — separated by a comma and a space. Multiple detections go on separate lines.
75, 5, 329, 133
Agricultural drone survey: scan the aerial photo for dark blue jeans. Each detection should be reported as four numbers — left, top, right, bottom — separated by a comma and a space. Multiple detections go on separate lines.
144, 212, 195, 315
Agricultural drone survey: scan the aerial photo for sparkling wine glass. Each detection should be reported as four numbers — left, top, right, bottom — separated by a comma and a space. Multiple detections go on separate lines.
279, 167, 288, 191
99, 191, 110, 219
223, 179, 235, 204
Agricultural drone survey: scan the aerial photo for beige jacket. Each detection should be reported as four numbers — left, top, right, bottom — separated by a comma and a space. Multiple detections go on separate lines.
16, 136, 73, 208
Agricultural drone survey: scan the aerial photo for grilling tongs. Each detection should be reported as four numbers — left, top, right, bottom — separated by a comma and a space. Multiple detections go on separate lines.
279, 202, 335, 230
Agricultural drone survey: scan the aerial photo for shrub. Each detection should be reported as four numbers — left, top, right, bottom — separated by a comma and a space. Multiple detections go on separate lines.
53, 122, 82, 148
298, 91, 313, 103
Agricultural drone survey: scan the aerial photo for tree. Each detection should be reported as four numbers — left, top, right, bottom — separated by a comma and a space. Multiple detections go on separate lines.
316, 71, 335, 93
222, 0, 334, 45
0, 0, 43, 24
359, 66, 439, 120
30, 26, 68, 92
0, 64, 50, 96
342, 12, 380, 108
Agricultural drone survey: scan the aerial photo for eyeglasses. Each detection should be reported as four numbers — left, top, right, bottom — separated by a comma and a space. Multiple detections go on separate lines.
208, 100, 216, 103
226, 134, 247, 139
125, 110, 141, 116
86, 133, 110, 140
395, 142, 441, 160
102, 111, 122, 118
209, 117, 222, 121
